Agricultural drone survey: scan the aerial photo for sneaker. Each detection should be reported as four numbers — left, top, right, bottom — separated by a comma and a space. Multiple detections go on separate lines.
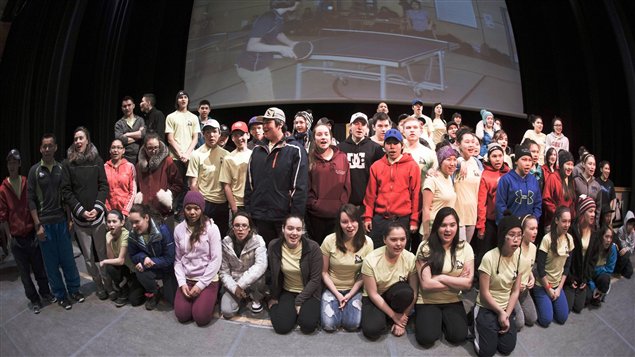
114, 296, 128, 308
41, 293, 57, 304
58, 298, 73, 310
145, 293, 160, 311
31, 301, 42, 314
250, 300, 263, 313
71, 291, 86, 303
96, 290, 108, 301
108, 291, 119, 301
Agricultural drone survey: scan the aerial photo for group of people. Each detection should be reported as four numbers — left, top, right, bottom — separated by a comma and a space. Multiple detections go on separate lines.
0, 90, 633, 357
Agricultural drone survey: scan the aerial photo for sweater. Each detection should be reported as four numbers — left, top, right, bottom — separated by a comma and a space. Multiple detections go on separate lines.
495, 169, 542, 224
173, 219, 222, 290
61, 143, 109, 227
307, 147, 351, 218
338, 137, 384, 206
0, 176, 34, 237
363, 153, 421, 227
476, 162, 510, 235
104, 159, 137, 216
268, 236, 323, 306
546, 132, 569, 153
219, 233, 267, 294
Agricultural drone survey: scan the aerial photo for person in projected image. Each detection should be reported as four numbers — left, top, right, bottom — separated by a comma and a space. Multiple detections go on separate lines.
236, 0, 299, 102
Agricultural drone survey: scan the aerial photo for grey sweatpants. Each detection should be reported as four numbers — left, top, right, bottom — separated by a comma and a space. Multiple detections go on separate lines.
514, 288, 537, 329
75, 222, 111, 293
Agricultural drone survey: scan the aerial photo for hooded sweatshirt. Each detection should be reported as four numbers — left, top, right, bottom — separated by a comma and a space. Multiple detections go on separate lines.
307, 146, 351, 218
495, 169, 542, 224
363, 153, 421, 227
476, 162, 510, 235
542, 171, 576, 225
616, 211, 634, 256
61, 143, 109, 227
104, 158, 136, 216
338, 136, 384, 206
0, 176, 34, 237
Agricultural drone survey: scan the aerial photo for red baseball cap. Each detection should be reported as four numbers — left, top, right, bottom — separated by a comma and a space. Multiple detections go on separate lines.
231, 121, 249, 134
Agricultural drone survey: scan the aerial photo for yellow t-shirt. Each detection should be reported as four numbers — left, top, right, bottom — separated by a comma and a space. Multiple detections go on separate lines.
106, 228, 134, 270
186, 145, 229, 204
454, 158, 481, 226
416, 240, 474, 304
421, 174, 456, 235
218, 148, 252, 207
477, 248, 521, 310
431, 118, 447, 145
404, 142, 438, 183
282, 242, 303, 293
165, 110, 200, 159
321, 234, 374, 291
520, 242, 537, 287
536, 233, 574, 287
361, 246, 416, 296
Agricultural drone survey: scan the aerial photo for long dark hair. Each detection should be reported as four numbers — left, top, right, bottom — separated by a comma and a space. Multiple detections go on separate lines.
308, 122, 332, 170
590, 225, 613, 264
550, 206, 571, 254
558, 159, 575, 201
334, 204, 367, 254
544, 147, 557, 172
420, 207, 462, 275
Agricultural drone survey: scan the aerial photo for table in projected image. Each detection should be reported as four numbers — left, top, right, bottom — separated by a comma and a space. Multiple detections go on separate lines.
295, 29, 450, 100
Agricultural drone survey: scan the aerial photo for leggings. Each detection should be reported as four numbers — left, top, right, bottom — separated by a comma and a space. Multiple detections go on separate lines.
361, 282, 414, 340
415, 302, 468, 347
174, 280, 219, 326
513, 288, 537, 329
532, 286, 569, 327
564, 285, 587, 313
269, 290, 320, 334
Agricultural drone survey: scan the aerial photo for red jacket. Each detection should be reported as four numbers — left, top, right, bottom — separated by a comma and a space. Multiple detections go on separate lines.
105, 159, 137, 216
363, 153, 421, 227
0, 176, 34, 237
136, 142, 184, 217
542, 171, 576, 225
477, 162, 510, 235
307, 147, 351, 218
542, 164, 557, 185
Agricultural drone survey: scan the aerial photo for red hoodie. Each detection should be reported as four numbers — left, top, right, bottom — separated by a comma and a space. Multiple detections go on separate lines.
0, 176, 34, 237
542, 171, 576, 225
363, 153, 421, 227
307, 147, 351, 218
105, 158, 137, 216
477, 162, 510, 235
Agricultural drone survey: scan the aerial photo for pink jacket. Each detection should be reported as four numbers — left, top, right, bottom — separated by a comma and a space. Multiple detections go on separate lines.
173, 220, 222, 290
104, 159, 136, 216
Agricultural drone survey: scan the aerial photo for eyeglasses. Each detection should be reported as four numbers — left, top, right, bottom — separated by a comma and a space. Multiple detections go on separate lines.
233, 223, 249, 230
146, 146, 160, 151
505, 233, 522, 240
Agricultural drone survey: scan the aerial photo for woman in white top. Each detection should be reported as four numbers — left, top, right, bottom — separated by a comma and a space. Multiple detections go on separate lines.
545, 116, 569, 153
522, 114, 547, 165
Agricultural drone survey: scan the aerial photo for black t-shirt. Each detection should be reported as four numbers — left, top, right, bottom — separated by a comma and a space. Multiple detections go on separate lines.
237, 10, 284, 71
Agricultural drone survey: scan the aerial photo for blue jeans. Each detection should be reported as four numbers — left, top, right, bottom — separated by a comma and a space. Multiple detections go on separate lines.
532, 286, 569, 327
321, 289, 362, 332
41, 221, 81, 299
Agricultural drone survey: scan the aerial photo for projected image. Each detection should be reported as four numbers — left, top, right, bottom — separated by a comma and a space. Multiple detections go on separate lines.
185, 0, 523, 115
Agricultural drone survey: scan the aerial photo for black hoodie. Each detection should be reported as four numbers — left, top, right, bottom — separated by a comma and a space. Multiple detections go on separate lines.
338, 136, 384, 206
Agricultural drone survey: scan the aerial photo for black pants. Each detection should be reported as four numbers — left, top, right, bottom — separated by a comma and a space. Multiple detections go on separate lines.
306, 213, 335, 245
615, 253, 633, 278
369, 215, 410, 249
173, 160, 189, 216
105, 264, 144, 303
564, 285, 587, 313
415, 302, 468, 347
204, 200, 229, 238
361, 282, 414, 340
253, 219, 284, 247
269, 290, 320, 334
135, 268, 177, 307
474, 306, 517, 357
11, 233, 51, 303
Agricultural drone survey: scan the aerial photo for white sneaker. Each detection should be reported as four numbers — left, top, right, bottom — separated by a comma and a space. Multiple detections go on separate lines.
250, 300, 263, 313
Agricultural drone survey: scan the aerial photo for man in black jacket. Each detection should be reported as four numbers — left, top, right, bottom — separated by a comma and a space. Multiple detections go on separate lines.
245, 107, 308, 245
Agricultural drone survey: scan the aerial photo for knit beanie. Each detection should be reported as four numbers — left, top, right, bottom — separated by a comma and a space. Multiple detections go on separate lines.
183, 191, 205, 210
296, 110, 314, 129
480, 109, 493, 124
497, 210, 522, 246
558, 150, 574, 165
514, 145, 531, 161
436, 145, 458, 165
486, 143, 503, 160
577, 195, 596, 217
